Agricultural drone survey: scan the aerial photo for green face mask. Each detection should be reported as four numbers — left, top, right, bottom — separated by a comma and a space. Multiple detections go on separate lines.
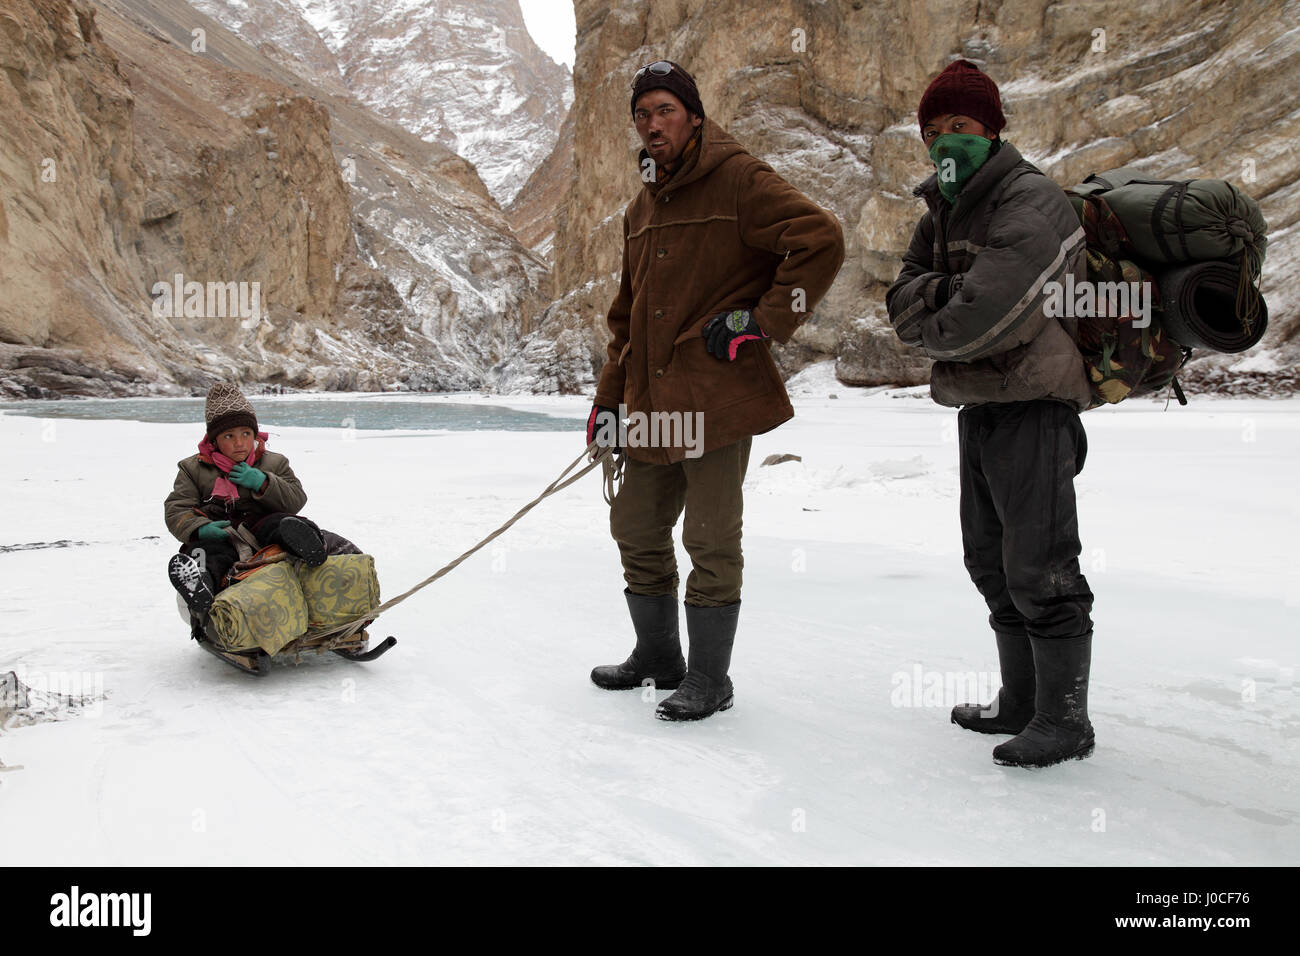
929, 133, 993, 203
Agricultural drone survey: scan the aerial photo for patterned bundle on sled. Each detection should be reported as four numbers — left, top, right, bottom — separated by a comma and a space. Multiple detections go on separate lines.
209, 555, 380, 655
297, 555, 381, 629
209, 563, 308, 655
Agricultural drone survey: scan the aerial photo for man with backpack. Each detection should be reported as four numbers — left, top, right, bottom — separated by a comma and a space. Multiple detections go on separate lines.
886, 60, 1096, 768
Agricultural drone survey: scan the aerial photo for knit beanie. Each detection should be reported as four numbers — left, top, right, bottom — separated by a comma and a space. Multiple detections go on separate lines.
630, 60, 705, 119
917, 59, 1006, 137
205, 382, 258, 440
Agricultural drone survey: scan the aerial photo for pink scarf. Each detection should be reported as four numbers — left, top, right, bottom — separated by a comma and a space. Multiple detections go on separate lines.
198, 431, 269, 502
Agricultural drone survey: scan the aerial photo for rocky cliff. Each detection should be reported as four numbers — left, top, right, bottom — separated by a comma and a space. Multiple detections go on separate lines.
289, 0, 573, 206
0, 0, 551, 398
533, 0, 1300, 392
7, 0, 1297, 402
506, 106, 574, 258
189, 0, 350, 97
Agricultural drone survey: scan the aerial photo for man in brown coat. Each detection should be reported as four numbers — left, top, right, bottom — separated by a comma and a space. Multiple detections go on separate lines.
587, 61, 844, 720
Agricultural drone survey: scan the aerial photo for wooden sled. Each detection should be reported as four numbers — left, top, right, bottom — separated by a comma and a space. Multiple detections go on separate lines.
193, 616, 396, 676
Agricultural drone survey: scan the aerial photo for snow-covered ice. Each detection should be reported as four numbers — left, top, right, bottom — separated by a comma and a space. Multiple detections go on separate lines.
1, 382, 1296, 865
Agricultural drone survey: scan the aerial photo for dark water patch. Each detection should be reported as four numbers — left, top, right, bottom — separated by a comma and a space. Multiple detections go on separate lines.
0, 397, 581, 432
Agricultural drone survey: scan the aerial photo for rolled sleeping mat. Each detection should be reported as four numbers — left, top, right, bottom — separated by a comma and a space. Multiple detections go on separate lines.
1157, 260, 1268, 353
296, 554, 381, 629
209, 563, 309, 656
1071, 170, 1268, 275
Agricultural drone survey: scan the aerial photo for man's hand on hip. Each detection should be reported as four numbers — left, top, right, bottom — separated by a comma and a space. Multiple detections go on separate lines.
703, 308, 769, 361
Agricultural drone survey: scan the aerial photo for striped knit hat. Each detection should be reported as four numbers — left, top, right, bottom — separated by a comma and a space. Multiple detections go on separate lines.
205, 383, 258, 440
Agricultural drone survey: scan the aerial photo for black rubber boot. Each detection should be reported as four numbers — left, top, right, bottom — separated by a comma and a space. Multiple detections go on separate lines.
169, 553, 217, 615
655, 602, 738, 722
993, 633, 1095, 768
591, 590, 687, 690
274, 516, 327, 566
951, 630, 1035, 734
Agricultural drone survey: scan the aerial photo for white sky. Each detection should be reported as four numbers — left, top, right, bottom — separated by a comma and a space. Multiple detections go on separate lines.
519, 0, 576, 69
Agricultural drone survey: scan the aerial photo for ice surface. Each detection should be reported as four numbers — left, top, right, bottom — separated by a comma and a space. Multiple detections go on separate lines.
1, 387, 1296, 864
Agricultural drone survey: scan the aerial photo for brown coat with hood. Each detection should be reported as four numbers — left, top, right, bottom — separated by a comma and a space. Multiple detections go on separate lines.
164, 451, 307, 543
594, 118, 845, 464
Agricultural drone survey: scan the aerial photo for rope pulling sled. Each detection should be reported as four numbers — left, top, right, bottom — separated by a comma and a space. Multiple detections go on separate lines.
197, 442, 622, 674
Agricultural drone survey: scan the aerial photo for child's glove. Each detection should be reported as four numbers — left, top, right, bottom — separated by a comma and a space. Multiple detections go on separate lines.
228, 462, 267, 492
197, 520, 232, 542
703, 308, 768, 361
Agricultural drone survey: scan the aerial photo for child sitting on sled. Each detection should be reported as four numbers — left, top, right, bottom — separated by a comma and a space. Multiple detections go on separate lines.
164, 383, 357, 619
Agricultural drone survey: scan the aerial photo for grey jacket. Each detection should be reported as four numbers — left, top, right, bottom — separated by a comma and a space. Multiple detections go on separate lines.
164, 450, 307, 542
886, 141, 1090, 410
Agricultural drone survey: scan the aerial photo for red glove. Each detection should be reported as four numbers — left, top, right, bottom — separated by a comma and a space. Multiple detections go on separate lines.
586, 404, 621, 452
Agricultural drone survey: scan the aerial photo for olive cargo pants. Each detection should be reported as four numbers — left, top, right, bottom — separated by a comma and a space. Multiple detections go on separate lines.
610, 437, 752, 607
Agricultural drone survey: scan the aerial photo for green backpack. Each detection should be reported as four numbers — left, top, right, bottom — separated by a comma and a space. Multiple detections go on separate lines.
1064, 169, 1268, 408
1069, 169, 1267, 276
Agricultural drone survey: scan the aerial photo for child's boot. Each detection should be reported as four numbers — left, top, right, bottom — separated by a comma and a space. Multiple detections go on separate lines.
275, 516, 327, 566
169, 553, 217, 614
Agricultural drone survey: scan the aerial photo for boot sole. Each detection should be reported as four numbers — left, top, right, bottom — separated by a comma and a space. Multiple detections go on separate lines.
592, 677, 685, 691
169, 555, 215, 615
655, 694, 734, 722
951, 714, 1031, 735
993, 739, 1096, 768
278, 518, 327, 566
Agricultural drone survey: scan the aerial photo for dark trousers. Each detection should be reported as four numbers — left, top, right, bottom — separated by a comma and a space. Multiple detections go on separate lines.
958, 400, 1094, 640
174, 513, 343, 591
609, 438, 751, 607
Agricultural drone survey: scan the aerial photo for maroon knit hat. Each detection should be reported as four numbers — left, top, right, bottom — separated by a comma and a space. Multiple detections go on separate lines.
630, 60, 705, 119
917, 59, 1006, 137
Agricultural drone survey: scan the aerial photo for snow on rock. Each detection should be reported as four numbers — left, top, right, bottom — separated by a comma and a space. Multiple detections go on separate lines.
0, 0, 552, 397
288, 0, 573, 206
189, 0, 351, 96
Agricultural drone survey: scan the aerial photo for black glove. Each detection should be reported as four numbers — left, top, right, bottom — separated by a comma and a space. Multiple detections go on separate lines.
702, 308, 769, 361
586, 404, 621, 453
933, 273, 963, 309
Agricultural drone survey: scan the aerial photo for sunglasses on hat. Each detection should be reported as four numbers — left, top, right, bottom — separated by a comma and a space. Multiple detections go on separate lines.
631, 61, 674, 86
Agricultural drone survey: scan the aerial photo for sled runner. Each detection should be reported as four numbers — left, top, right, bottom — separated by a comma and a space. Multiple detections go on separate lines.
192, 618, 397, 676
